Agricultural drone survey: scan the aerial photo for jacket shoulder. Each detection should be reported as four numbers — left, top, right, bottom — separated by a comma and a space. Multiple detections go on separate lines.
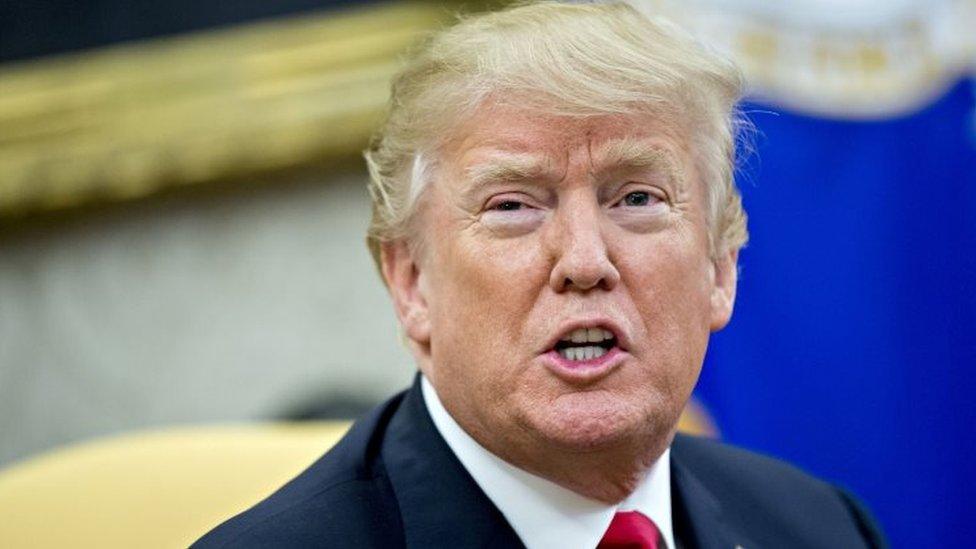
192, 394, 407, 549
672, 434, 887, 548
672, 433, 837, 498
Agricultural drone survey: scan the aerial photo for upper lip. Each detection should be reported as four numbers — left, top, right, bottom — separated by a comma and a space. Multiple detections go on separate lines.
542, 317, 630, 353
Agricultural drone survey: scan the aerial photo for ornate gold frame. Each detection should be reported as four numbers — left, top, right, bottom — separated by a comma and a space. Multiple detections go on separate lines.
0, 2, 455, 219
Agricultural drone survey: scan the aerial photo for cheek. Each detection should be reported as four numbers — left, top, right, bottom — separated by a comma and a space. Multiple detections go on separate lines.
424, 233, 551, 423
435, 231, 544, 317
424, 228, 549, 372
625, 219, 711, 294
617, 233, 714, 355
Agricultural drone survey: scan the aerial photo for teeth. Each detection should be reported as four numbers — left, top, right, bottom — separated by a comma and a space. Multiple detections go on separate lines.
561, 327, 614, 343
558, 346, 608, 361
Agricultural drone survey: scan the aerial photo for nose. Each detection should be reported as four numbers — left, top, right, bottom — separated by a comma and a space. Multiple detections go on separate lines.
548, 197, 621, 293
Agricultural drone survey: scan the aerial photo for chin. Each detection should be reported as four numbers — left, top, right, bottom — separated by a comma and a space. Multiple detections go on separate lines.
522, 390, 661, 452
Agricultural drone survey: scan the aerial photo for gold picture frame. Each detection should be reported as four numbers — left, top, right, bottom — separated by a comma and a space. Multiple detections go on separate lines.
0, 1, 458, 219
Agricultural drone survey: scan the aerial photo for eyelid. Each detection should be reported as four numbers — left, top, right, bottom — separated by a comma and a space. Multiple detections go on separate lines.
483, 191, 542, 211
610, 183, 669, 206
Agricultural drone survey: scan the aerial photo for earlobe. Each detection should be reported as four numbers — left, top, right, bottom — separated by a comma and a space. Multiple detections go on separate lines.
380, 241, 432, 345
709, 248, 739, 332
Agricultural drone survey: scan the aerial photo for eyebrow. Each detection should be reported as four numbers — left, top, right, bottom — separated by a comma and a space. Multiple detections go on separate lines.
463, 152, 555, 188
591, 138, 684, 186
460, 139, 684, 190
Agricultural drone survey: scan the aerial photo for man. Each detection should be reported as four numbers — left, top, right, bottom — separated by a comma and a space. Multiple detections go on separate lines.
195, 2, 886, 548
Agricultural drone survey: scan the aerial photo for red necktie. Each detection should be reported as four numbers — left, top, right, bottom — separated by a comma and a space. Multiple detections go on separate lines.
597, 511, 663, 549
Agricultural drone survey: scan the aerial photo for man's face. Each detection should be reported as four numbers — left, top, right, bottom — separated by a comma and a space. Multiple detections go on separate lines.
384, 101, 737, 460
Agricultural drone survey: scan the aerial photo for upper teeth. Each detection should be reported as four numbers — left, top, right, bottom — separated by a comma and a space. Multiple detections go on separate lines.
560, 327, 614, 344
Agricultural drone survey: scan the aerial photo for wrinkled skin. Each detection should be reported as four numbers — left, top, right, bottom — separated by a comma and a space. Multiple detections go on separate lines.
382, 101, 738, 503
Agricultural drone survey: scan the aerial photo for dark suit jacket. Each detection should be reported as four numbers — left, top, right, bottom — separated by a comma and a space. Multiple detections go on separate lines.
193, 377, 886, 548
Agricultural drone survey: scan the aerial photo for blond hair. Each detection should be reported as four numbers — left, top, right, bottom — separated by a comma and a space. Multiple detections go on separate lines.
364, 1, 749, 265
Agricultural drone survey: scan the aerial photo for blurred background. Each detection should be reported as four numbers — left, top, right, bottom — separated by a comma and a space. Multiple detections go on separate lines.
1, 0, 973, 546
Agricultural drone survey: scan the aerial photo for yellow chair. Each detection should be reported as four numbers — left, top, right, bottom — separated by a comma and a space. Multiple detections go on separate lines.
0, 422, 351, 549
0, 404, 715, 549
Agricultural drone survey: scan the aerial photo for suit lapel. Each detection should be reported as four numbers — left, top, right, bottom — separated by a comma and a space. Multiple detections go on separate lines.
671, 448, 759, 549
382, 377, 525, 549
382, 378, 761, 549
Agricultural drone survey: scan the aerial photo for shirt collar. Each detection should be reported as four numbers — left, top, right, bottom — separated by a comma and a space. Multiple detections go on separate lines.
421, 375, 675, 549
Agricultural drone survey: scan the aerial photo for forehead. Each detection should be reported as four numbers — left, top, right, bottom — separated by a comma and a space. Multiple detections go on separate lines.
441, 101, 690, 171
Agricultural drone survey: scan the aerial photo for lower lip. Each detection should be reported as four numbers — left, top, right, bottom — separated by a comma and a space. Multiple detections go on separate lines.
542, 346, 625, 383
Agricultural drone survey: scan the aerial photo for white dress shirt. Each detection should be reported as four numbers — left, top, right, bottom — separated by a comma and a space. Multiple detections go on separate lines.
421, 376, 675, 549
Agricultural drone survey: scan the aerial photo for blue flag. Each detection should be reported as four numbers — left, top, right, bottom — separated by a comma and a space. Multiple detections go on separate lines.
695, 79, 976, 548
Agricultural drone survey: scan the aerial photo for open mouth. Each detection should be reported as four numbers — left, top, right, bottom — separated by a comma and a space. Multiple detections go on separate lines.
553, 327, 618, 362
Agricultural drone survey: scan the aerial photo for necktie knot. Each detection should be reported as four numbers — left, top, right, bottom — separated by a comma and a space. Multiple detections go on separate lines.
597, 511, 662, 549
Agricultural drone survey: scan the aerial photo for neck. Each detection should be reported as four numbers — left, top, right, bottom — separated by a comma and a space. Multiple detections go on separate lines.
489, 431, 672, 504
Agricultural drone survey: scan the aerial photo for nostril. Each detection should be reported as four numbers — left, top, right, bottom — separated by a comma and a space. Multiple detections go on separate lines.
550, 246, 620, 292
560, 274, 614, 292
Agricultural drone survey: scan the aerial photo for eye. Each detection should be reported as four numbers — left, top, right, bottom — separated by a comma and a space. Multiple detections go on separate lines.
481, 194, 545, 235
486, 194, 539, 212
492, 200, 525, 211
616, 190, 661, 208
624, 191, 649, 206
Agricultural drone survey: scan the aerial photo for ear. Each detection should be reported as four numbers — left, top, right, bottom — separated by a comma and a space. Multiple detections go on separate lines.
380, 240, 431, 346
709, 248, 739, 332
